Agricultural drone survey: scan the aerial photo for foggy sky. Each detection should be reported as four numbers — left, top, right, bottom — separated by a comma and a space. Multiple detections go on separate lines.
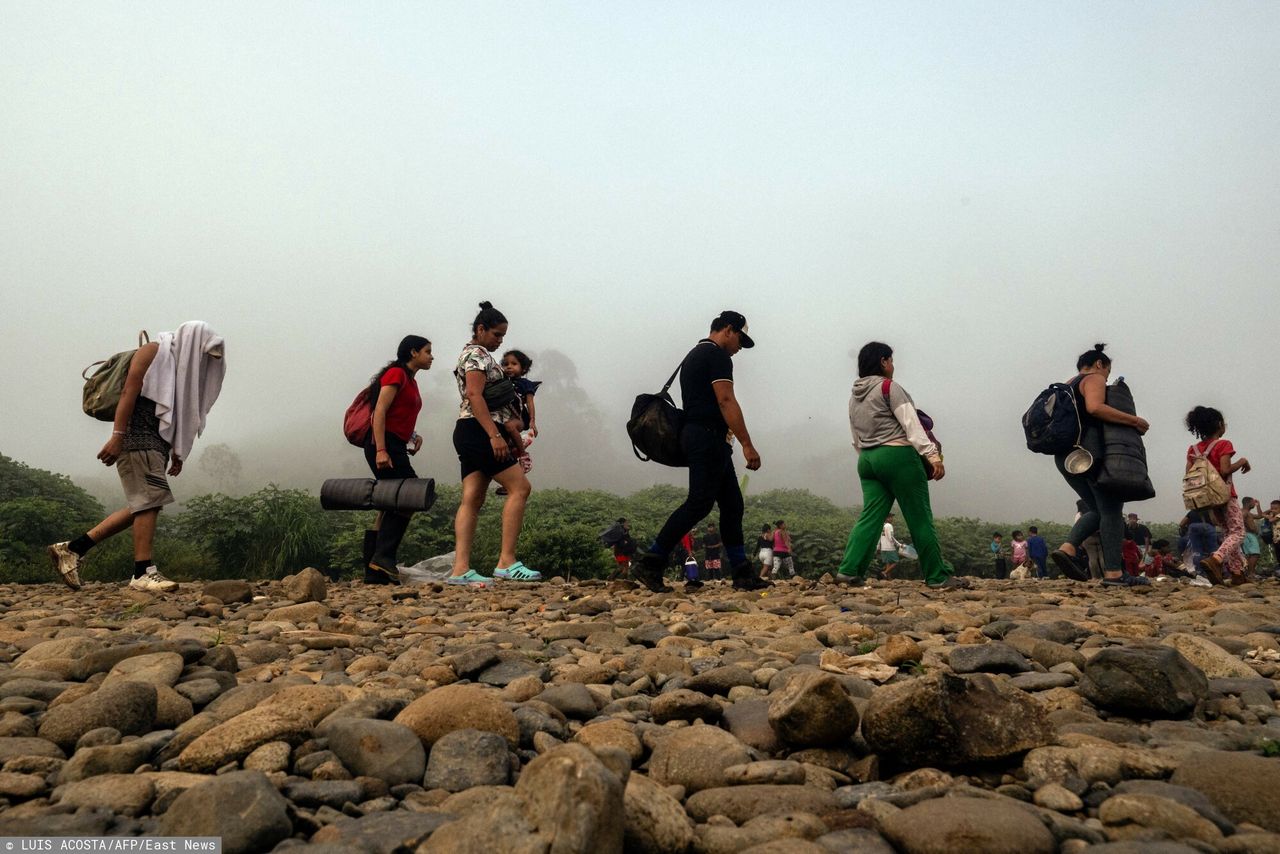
3, 2, 1278, 524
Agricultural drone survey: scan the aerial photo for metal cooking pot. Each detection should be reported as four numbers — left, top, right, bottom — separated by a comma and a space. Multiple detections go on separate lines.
1063, 446, 1095, 475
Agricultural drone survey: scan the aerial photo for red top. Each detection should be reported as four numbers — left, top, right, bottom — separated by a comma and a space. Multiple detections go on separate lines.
379, 367, 422, 442
1187, 438, 1236, 498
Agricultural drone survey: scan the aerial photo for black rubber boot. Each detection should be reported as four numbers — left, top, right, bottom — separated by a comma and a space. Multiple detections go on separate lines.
731, 560, 769, 591
361, 530, 385, 585
633, 552, 673, 593
368, 514, 410, 585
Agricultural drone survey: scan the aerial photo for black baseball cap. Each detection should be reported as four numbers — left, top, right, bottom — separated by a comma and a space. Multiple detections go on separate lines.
713, 310, 754, 348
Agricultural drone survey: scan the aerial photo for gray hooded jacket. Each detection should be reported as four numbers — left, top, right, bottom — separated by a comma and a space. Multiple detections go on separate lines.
848, 375, 938, 459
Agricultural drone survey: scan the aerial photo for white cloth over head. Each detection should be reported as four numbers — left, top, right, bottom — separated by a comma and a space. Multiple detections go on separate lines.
140, 321, 225, 461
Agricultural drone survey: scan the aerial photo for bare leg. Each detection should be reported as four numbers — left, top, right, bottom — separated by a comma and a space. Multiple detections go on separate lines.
492, 466, 531, 569
88, 508, 135, 543
131, 509, 160, 562
451, 473, 489, 576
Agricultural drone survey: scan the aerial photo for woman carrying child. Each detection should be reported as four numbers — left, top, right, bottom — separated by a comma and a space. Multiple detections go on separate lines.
447, 302, 542, 586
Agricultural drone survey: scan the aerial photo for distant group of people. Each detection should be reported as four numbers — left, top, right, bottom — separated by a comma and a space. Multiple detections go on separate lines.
49, 312, 1269, 595
990, 527, 1050, 580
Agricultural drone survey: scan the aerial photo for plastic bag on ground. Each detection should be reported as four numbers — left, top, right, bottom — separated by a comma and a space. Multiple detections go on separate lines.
398, 552, 456, 585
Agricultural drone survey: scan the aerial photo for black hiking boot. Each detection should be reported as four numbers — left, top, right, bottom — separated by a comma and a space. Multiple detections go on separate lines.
634, 552, 673, 593
731, 561, 770, 591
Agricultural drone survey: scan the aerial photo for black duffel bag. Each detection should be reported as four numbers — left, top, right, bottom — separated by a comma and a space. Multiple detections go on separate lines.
1093, 378, 1155, 502
627, 357, 689, 467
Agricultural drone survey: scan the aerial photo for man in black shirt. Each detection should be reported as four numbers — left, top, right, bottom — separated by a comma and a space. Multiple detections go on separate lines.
635, 311, 767, 592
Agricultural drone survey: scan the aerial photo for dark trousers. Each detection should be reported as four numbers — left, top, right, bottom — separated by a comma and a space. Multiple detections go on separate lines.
994, 557, 1008, 579
1033, 556, 1047, 578
653, 424, 744, 561
1056, 454, 1124, 572
1187, 522, 1219, 569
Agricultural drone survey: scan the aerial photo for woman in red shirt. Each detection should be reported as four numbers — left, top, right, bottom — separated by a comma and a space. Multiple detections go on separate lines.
363, 335, 433, 584
1185, 405, 1251, 584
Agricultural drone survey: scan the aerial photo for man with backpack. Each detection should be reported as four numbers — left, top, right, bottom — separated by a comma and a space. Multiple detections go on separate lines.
49, 322, 225, 592
633, 311, 766, 593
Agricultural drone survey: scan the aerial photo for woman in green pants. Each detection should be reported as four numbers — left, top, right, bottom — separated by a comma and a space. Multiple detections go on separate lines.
836, 342, 966, 588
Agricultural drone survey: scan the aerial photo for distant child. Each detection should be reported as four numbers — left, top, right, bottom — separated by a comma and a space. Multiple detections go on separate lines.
879, 513, 903, 579
1185, 406, 1251, 584
990, 533, 1008, 579
1010, 531, 1028, 573
1242, 498, 1263, 577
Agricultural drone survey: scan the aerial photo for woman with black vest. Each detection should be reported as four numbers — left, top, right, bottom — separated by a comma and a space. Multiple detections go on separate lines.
1047, 344, 1151, 586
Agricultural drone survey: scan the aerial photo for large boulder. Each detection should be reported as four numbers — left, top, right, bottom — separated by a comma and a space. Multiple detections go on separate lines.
768, 671, 859, 747
282, 567, 328, 604
880, 796, 1055, 854
159, 771, 292, 854
38, 682, 157, 752
515, 742, 624, 852
177, 685, 348, 772
624, 771, 695, 854
862, 673, 1053, 768
421, 744, 622, 853
648, 724, 752, 793
684, 784, 839, 824
1080, 646, 1209, 718
395, 684, 519, 749
423, 728, 512, 792
203, 579, 253, 604
1171, 750, 1280, 832
319, 718, 425, 786
1160, 633, 1261, 681
101, 652, 185, 688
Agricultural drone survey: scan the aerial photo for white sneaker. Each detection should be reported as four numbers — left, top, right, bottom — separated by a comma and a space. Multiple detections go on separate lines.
1190, 574, 1212, 588
129, 567, 178, 592
47, 542, 82, 590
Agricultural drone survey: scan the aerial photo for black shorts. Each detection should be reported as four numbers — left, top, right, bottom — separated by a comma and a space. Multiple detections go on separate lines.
365, 434, 417, 480
453, 418, 518, 480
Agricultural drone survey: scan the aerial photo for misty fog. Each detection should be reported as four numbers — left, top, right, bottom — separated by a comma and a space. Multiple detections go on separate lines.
3, 3, 1278, 524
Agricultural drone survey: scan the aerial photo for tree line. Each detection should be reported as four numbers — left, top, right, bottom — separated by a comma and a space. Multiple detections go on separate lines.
3, 452, 1249, 584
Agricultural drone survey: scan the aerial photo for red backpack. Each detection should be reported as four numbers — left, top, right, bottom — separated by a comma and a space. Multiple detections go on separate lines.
343, 387, 372, 447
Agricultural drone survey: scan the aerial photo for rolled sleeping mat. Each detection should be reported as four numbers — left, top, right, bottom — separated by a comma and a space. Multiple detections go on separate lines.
321, 478, 437, 512
371, 478, 437, 512
320, 478, 375, 511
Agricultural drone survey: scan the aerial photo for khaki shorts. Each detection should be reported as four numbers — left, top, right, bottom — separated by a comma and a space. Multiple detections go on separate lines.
117, 450, 175, 513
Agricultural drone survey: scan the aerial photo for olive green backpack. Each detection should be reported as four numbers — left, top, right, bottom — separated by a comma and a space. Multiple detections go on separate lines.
82, 331, 150, 421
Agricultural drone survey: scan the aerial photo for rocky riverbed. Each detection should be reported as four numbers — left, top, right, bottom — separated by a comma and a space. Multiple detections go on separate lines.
1, 570, 1279, 853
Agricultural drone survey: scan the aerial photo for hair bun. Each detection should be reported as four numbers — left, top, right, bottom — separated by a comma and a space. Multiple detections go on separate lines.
1092, 343, 1107, 352
479, 301, 493, 310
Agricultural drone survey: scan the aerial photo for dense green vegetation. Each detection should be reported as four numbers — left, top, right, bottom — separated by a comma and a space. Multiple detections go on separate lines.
0, 452, 1258, 584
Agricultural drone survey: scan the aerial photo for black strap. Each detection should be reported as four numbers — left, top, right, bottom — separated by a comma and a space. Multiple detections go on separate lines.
660, 340, 713, 393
